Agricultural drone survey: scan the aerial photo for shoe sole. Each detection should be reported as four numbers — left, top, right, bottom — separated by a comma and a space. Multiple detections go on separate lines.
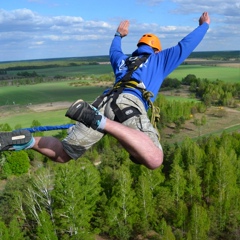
65, 99, 99, 129
0, 129, 32, 151
65, 99, 88, 121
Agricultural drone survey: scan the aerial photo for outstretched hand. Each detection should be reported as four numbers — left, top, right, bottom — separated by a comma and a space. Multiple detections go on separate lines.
199, 12, 210, 25
116, 20, 129, 37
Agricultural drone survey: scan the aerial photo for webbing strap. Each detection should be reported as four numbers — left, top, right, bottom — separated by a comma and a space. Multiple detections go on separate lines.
113, 81, 161, 140
142, 90, 161, 140
93, 54, 161, 139
121, 55, 150, 82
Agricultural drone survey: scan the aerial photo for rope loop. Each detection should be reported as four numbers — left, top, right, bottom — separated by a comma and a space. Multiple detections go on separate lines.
142, 90, 161, 140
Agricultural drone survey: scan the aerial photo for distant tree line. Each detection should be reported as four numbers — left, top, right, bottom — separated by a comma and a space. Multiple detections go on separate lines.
181, 74, 240, 107
161, 74, 240, 108
17, 71, 39, 77
1, 61, 99, 71
188, 50, 240, 60
0, 70, 7, 75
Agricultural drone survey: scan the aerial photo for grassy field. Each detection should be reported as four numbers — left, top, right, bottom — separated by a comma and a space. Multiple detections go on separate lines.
0, 81, 104, 106
168, 65, 239, 82
6, 64, 113, 77
4, 64, 239, 81
0, 81, 105, 129
0, 108, 69, 130
1, 53, 239, 81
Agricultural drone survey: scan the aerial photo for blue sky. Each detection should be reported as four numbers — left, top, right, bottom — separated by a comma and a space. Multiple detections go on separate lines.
0, 0, 239, 61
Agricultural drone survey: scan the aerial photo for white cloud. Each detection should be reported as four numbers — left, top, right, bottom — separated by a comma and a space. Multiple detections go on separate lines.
0, 3, 239, 61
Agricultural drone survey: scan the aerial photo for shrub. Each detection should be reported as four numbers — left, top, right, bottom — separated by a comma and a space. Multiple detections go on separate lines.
7, 151, 30, 175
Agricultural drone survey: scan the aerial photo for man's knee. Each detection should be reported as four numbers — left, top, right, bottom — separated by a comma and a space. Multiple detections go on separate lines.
130, 152, 163, 170
146, 157, 163, 170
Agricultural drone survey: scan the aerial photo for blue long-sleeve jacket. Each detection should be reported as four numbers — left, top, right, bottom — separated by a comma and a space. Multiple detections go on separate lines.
109, 22, 209, 110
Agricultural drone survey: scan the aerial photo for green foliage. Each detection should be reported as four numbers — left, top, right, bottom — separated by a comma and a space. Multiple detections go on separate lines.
36, 211, 58, 240
8, 217, 26, 240
154, 94, 202, 128
1, 162, 12, 179
17, 71, 39, 77
0, 130, 240, 239
161, 77, 181, 89
135, 166, 165, 235
31, 120, 44, 137
0, 219, 9, 239
186, 78, 240, 107
6, 151, 30, 175
0, 123, 12, 131
104, 164, 138, 240
188, 204, 210, 240
52, 159, 101, 239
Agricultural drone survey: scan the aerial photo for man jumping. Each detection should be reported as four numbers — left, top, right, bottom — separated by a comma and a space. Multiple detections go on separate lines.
0, 12, 210, 169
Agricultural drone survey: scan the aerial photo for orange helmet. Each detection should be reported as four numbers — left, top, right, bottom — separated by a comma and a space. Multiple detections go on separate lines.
137, 33, 162, 51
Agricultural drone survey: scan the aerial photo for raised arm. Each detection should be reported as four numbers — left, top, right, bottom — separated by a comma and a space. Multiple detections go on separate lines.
109, 20, 130, 69
160, 12, 211, 78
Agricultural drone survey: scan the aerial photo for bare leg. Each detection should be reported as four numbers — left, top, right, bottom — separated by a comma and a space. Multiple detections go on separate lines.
104, 119, 163, 169
32, 137, 71, 163
30, 116, 162, 168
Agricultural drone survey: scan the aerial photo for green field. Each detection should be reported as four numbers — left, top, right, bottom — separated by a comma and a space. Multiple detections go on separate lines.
4, 64, 240, 82
6, 64, 113, 77
0, 81, 104, 106
168, 65, 239, 82
0, 109, 69, 130
0, 81, 105, 129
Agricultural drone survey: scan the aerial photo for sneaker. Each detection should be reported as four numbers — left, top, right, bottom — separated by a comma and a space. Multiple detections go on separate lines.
0, 129, 32, 151
65, 100, 103, 130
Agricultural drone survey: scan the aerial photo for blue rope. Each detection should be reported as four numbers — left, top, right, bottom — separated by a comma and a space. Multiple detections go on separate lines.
23, 124, 75, 133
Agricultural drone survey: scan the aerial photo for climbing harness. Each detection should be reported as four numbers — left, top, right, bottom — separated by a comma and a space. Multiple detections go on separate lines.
92, 54, 161, 138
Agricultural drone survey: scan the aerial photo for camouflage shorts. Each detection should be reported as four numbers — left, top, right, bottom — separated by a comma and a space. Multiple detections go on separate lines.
62, 93, 162, 160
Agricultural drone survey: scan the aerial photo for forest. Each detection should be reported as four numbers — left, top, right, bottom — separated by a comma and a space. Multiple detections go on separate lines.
0, 127, 239, 240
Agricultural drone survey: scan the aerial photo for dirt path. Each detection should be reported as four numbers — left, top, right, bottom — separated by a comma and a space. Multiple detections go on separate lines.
26, 101, 72, 112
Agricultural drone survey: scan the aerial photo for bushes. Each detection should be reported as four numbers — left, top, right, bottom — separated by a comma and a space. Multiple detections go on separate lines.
6, 151, 30, 176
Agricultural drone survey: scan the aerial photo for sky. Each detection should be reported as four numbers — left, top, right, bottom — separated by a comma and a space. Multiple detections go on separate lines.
0, 0, 239, 62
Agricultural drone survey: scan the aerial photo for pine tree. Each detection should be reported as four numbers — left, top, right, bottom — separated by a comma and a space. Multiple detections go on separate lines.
187, 204, 210, 240
104, 164, 138, 240
168, 148, 188, 229
181, 137, 205, 172
24, 168, 55, 227
52, 158, 101, 239
169, 149, 186, 204
36, 210, 58, 240
210, 146, 238, 231
0, 219, 9, 239
8, 217, 25, 240
136, 166, 166, 234
135, 168, 157, 234
185, 165, 202, 206
159, 218, 175, 240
